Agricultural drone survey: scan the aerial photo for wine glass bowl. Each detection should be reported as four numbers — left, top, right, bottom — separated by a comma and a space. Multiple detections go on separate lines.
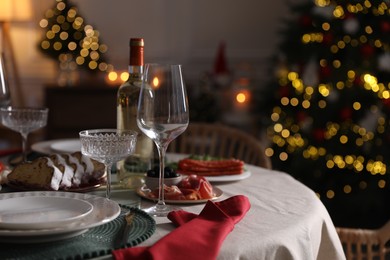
79, 129, 137, 199
137, 63, 189, 216
0, 107, 48, 162
0, 53, 11, 108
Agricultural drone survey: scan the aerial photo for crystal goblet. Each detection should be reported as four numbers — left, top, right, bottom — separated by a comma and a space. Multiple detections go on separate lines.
0, 107, 48, 162
79, 129, 137, 199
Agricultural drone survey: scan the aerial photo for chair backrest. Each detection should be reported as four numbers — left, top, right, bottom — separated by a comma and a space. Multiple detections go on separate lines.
168, 122, 272, 169
336, 220, 390, 260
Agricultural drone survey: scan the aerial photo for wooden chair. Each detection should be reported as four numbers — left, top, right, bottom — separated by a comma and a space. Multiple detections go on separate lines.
336, 220, 390, 260
168, 122, 272, 169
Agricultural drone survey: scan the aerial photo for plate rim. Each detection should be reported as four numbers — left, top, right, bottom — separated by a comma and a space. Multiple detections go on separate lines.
50, 139, 81, 153
6, 178, 105, 193
204, 170, 251, 182
0, 191, 120, 237
31, 138, 79, 155
0, 196, 93, 230
136, 185, 223, 204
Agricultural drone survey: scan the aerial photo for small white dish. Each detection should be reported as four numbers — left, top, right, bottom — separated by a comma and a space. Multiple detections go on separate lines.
144, 174, 182, 190
0, 196, 93, 230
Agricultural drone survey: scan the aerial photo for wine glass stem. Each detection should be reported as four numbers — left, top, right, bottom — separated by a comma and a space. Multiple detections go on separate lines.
105, 162, 113, 199
20, 132, 28, 162
157, 144, 167, 207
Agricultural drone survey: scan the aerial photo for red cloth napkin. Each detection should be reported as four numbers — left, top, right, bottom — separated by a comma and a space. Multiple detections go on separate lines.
0, 148, 21, 157
112, 195, 250, 260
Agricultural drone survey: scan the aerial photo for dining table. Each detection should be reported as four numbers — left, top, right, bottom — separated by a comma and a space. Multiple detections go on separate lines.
0, 141, 346, 260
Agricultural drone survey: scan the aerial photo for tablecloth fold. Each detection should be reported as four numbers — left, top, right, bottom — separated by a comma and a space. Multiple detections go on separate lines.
112, 195, 250, 260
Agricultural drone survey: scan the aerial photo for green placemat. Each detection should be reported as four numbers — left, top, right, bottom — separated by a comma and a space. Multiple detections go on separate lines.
0, 206, 156, 260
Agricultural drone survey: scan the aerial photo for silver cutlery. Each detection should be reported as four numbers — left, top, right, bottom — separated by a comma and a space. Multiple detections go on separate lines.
114, 211, 135, 248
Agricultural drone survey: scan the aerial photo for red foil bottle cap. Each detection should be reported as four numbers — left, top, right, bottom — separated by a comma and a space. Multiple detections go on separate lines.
129, 38, 144, 66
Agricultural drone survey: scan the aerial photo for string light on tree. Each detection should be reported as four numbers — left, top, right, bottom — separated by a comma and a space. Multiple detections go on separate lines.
255, 0, 390, 228
38, 0, 113, 85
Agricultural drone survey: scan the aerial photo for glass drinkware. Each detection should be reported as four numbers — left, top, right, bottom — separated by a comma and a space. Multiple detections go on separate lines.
137, 63, 189, 217
0, 107, 48, 162
79, 129, 137, 199
0, 53, 11, 108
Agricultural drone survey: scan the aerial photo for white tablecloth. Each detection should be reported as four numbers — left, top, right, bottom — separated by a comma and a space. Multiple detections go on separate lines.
138, 155, 346, 260
0, 150, 346, 260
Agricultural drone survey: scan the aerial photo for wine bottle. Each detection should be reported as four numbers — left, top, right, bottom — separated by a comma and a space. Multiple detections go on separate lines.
117, 38, 154, 189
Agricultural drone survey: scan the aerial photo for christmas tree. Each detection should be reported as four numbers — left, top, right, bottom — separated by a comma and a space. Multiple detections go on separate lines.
38, 0, 112, 79
255, 0, 390, 228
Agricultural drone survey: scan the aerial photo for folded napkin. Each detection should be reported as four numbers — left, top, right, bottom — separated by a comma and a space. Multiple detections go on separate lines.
112, 195, 250, 260
0, 148, 21, 157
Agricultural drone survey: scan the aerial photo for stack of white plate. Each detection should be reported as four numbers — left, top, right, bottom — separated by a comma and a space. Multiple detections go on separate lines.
0, 191, 121, 243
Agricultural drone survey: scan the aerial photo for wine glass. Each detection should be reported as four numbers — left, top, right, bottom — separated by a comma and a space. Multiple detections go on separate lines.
137, 63, 189, 217
79, 129, 137, 199
0, 107, 48, 162
0, 53, 11, 108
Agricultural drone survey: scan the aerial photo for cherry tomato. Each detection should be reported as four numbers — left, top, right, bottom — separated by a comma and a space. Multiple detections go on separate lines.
198, 179, 214, 199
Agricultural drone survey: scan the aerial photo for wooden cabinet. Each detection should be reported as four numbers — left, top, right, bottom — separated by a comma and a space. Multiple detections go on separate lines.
45, 86, 118, 139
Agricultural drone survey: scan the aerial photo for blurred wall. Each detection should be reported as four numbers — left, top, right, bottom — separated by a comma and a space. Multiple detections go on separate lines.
6, 0, 294, 107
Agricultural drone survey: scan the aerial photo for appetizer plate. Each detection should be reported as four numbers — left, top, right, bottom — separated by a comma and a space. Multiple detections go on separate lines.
0, 191, 120, 242
205, 170, 251, 182
0, 196, 93, 230
136, 186, 223, 204
50, 139, 81, 153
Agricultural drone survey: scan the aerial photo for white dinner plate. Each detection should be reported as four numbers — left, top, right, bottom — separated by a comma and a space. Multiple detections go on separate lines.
50, 139, 81, 153
137, 186, 223, 204
0, 196, 93, 230
0, 191, 121, 241
205, 170, 251, 182
31, 139, 79, 154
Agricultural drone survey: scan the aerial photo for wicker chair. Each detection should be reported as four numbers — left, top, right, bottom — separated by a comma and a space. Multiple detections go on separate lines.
168, 122, 272, 169
336, 220, 390, 260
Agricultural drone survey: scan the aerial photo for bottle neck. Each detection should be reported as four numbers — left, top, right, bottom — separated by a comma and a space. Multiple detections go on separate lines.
128, 65, 143, 81
128, 38, 144, 80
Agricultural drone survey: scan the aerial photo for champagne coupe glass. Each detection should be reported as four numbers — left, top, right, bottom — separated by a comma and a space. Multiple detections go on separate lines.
0, 53, 11, 108
0, 107, 48, 162
79, 129, 137, 199
137, 63, 189, 217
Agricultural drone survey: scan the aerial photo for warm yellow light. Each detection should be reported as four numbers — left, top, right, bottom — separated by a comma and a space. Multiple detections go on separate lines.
326, 190, 335, 199
265, 148, 274, 157
274, 123, 283, 133
353, 102, 361, 110
343, 185, 352, 194
108, 71, 118, 81
152, 77, 159, 88
333, 5, 345, 18
57, 2, 66, 11
53, 42, 62, 50
120, 72, 129, 82
236, 92, 246, 103
41, 41, 50, 49
88, 61, 98, 70
340, 135, 348, 144
68, 42, 77, 51
39, 19, 48, 28
279, 152, 288, 161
